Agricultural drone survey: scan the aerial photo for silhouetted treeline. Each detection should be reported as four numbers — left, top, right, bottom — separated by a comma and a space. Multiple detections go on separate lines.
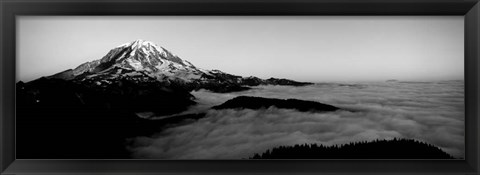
250, 138, 455, 159
212, 96, 340, 112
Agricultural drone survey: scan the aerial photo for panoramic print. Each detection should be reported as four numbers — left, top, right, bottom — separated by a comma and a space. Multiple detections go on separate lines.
16, 16, 464, 159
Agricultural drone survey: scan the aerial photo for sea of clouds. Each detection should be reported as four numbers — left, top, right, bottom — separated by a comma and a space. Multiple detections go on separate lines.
127, 81, 465, 159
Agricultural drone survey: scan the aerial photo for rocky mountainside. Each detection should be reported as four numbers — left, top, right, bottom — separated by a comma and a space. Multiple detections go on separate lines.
48, 39, 312, 93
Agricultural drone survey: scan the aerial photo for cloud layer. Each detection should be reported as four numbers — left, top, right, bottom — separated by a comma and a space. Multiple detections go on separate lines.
128, 81, 464, 159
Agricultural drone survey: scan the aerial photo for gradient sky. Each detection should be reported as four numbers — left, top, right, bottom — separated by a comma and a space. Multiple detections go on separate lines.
17, 16, 464, 82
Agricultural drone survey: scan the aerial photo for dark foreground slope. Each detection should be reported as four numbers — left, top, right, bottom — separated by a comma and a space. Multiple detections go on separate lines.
16, 78, 196, 159
212, 96, 340, 112
250, 138, 455, 159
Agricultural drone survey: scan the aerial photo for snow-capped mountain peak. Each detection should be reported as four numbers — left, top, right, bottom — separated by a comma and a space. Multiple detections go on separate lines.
72, 40, 202, 81
117, 39, 156, 48
48, 40, 312, 93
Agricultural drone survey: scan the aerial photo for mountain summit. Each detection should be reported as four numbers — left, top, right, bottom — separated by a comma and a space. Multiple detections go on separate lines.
69, 39, 202, 81
48, 40, 312, 92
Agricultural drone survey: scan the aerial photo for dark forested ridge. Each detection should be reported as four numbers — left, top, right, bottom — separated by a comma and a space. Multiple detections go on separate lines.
15, 76, 313, 158
212, 96, 340, 112
249, 138, 455, 159
16, 77, 197, 159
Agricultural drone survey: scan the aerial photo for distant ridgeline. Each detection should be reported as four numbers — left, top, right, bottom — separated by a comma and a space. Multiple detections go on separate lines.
212, 96, 340, 112
249, 138, 455, 159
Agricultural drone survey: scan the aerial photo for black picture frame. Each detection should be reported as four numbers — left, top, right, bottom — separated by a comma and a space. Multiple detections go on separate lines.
1, 0, 479, 174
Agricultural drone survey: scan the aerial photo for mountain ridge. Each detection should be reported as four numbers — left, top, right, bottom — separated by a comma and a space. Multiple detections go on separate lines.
44, 39, 312, 93
249, 138, 455, 159
213, 96, 340, 112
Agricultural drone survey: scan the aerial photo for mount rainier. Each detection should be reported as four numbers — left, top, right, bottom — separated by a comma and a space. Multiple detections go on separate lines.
49, 39, 312, 93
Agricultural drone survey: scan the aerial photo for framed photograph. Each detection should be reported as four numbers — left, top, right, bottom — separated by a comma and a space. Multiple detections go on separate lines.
1, 0, 479, 174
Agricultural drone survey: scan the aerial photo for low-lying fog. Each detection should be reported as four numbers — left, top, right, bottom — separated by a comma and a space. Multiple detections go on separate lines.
128, 81, 464, 159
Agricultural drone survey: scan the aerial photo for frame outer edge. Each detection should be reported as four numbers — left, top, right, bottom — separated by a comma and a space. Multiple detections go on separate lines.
465, 1, 480, 173
0, 1, 16, 174
476, 2, 480, 173
0, 0, 5, 173
0, 0, 2, 172
1, 0, 480, 174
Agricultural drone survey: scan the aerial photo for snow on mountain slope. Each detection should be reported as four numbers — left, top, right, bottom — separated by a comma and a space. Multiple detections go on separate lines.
72, 39, 207, 82
54, 39, 311, 92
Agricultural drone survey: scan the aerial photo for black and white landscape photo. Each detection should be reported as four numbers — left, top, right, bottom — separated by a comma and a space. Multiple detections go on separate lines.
16, 16, 464, 159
